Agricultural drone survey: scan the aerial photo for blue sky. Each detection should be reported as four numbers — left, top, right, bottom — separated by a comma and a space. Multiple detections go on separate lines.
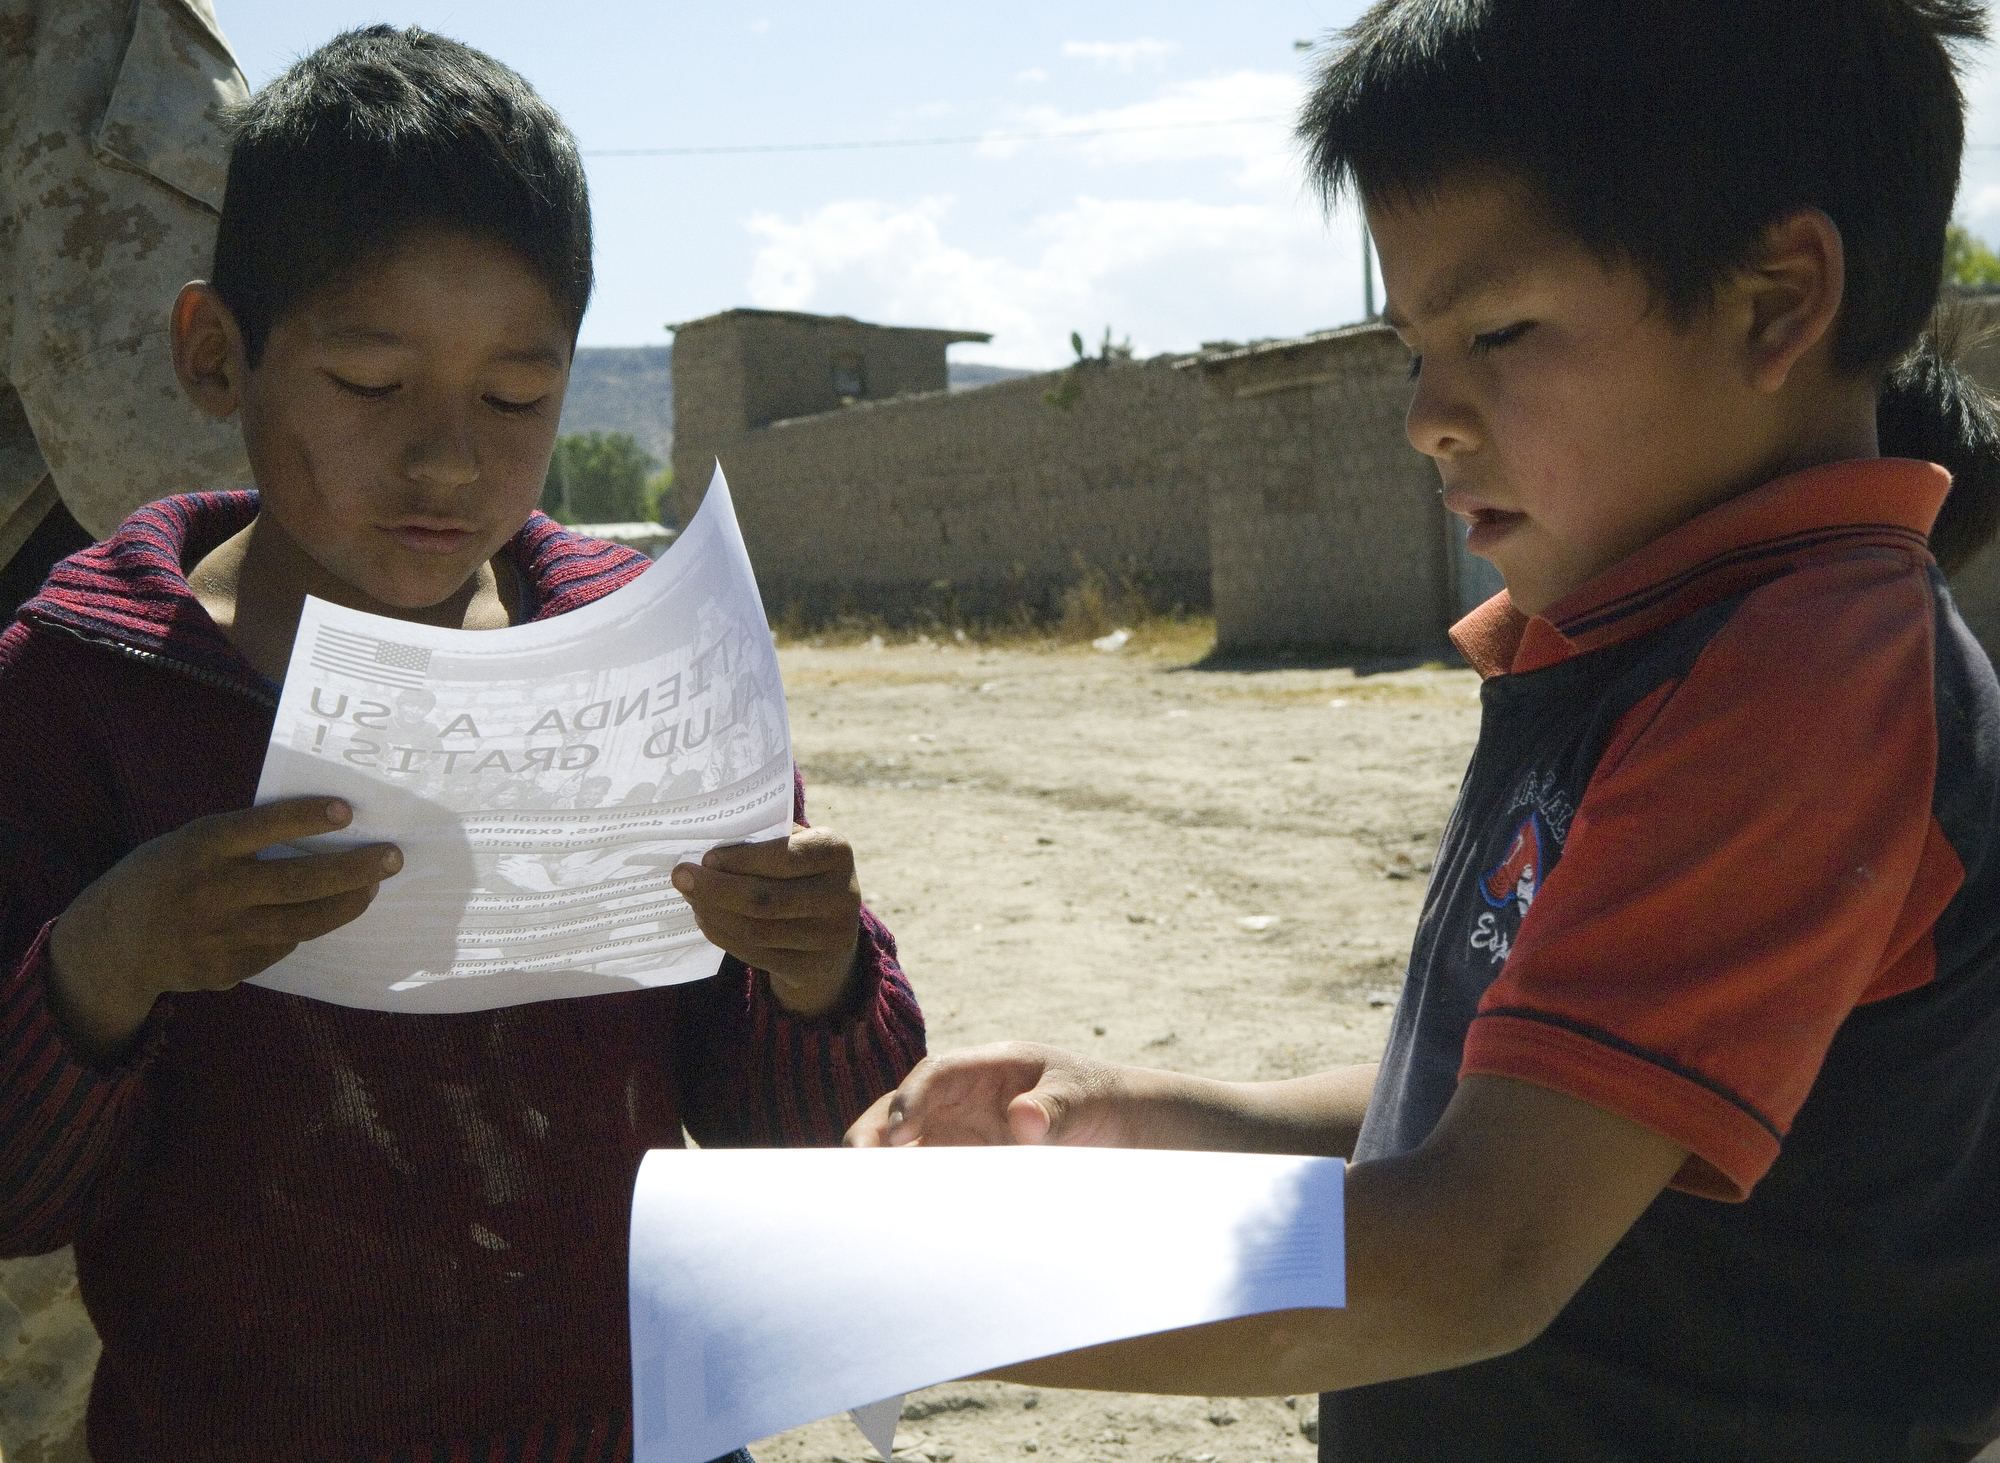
218, 3, 2000, 369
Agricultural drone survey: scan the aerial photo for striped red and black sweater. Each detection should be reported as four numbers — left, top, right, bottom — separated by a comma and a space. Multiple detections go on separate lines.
0, 493, 927, 1463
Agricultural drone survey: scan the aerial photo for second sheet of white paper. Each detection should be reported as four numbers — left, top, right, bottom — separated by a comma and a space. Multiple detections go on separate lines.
629, 1146, 1346, 1463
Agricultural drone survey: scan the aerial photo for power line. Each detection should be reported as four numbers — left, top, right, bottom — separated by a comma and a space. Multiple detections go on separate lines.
582, 114, 1290, 158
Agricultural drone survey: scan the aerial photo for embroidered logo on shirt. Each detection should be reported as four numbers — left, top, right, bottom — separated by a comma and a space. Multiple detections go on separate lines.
1471, 814, 1545, 965
1505, 769, 1574, 847
1482, 814, 1543, 914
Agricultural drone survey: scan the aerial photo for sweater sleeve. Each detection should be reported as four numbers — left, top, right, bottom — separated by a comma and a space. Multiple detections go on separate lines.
0, 916, 168, 1255
674, 771, 926, 1147
0, 627, 166, 1254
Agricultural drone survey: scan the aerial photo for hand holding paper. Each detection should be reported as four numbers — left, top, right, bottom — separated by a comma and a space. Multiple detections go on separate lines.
249, 466, 795, 1013
46, 797, 400, 1062
671, 824, 863, 1017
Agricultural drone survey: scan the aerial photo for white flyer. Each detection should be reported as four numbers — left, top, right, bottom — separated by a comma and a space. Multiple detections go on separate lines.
249, 465, 792, 1013
628, 1146, 1347, 1463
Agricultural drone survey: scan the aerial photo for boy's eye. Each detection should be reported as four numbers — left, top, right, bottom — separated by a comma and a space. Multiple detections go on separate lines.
1407, 354, 1423, 381
484, 394, 547, 417
328, 373, 397, 400
1469, 321, 1534, 355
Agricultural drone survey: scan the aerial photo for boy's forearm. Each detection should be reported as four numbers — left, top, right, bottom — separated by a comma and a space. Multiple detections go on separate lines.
986, 1075, 1690, 1397
1121, 1064, 1378, 1158
984, 1146, 1531, 1396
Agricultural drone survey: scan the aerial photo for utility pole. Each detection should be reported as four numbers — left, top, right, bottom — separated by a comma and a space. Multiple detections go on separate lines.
1362, 218, 1377, 319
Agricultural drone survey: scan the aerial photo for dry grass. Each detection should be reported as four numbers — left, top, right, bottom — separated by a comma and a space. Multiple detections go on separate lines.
771, 556, 1201, 651
775, 609, 1216, 658
1052, 558, 1159, 641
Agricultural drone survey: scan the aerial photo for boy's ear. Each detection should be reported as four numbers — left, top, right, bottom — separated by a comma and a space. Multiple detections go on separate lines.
171, 282, 249, 421
1737, 208, 1845, 396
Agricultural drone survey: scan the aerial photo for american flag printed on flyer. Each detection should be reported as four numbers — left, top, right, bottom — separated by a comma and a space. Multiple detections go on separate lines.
309, 626, 434, 688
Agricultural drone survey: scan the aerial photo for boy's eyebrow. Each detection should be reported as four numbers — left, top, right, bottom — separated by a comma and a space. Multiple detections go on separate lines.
491, 346, 568, 369
321, 326, 406, 348
319, 326, 566, 369
1382, 253, 1526, 331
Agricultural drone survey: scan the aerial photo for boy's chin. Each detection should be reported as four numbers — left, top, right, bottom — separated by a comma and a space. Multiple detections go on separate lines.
350, 557, 491, 613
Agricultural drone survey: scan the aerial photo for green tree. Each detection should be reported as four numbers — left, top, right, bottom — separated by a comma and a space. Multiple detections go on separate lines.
643, 466, 673, 525
540, 431, 657, 523
1945, 223, 2000, 290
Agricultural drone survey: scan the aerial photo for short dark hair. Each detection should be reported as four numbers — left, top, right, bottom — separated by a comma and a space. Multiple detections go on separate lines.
1882, 307, 2000, 574
212, 26, 592, 367
1299, 0, 1986, 379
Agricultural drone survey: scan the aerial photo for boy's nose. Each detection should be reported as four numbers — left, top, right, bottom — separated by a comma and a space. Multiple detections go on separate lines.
403, 422, 481, 488
1405, 366, 1482, 462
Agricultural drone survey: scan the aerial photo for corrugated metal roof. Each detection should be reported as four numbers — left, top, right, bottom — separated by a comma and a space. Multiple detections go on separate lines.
1177, 319, 1397, 370
668, 307, 990, 343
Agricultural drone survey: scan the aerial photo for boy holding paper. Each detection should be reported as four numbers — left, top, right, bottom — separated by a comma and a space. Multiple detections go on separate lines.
0, 26, 924, 1462
851, 2, 2000, 1458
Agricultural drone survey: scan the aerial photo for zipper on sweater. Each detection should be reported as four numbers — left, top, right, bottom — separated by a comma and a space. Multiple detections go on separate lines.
35, 619, 279, 710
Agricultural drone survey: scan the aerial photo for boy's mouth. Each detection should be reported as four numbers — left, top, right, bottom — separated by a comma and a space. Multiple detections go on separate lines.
1443, 491, 1526, 550
1448, 491, 1520, 531
380, 522, 478, 556
1462, 508, 1526, 552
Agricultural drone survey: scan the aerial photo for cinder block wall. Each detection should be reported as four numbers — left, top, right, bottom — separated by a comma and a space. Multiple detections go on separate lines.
667, 304, 2000, 658
674, 317, 1214, 622
670, 309, 989, 535
671, 309, 1463, 648
1195, 327, 1460, 654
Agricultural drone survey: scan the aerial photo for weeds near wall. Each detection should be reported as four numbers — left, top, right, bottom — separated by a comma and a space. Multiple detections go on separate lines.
775, 612, 1215, 657
1055, 555, 1156, 639
1042, 327, 1134, 411
771, 552, 1190, 649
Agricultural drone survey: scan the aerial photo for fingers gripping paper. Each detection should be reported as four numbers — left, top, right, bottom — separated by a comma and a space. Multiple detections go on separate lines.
250, 465, 792, 1012
628, 1147, 1347, 1463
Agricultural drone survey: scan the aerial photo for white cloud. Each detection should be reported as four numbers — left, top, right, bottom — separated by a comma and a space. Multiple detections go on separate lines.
738, 67, 1362, 368
981, 71, 1304, 195
1015, 67, 1049, 86
1967, 184, 2000, 220
748, 198, 1042, 348
744, 191, 1352, 367
1061, 39, 1178, 72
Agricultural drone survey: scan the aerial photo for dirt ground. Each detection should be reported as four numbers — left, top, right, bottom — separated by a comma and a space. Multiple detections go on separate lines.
751, 622, 1485, 1463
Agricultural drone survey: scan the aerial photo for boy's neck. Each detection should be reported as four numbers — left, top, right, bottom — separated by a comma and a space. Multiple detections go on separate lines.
188, 511, 520, 685
1752, 377, 1880, 488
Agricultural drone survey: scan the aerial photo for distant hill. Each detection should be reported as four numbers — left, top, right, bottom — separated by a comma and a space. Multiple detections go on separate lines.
948, 362, 1039, 391
558, 347, 1039, 467
559, 346, 674, 467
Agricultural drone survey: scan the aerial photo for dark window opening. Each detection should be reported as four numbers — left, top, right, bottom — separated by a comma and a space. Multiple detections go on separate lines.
832, 353, 865, 400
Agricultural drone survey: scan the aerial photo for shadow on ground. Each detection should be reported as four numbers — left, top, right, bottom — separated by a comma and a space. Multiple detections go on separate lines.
1184, 644, 1467, 676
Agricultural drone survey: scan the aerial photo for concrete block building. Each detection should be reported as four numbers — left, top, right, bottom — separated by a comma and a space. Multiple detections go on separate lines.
670, 309, 1215, 625
1184, 324, 1504, 651
668, 308, 1475, 650
668, 304, 2000, 663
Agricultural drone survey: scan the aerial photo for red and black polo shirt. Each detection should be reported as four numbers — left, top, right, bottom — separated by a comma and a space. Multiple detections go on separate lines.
1325, 459, 2000, 1462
